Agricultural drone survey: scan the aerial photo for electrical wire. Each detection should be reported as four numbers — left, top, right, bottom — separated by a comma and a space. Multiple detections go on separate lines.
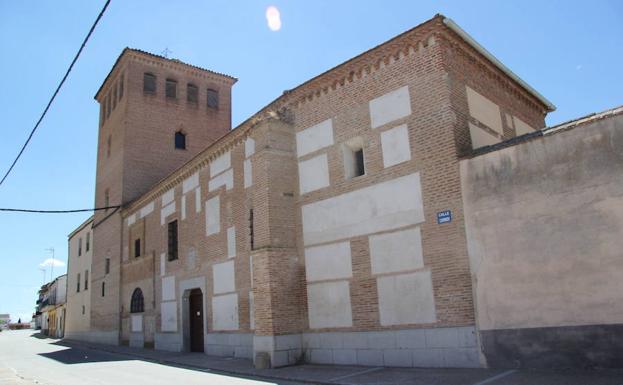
0, 0, 111, 187
0, 206, 120, 213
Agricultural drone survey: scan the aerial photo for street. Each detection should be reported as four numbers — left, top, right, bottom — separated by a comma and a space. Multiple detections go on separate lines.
1, 330, 623, 385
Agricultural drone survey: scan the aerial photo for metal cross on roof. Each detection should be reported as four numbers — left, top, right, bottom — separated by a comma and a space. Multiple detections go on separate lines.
161, 47, 173, 58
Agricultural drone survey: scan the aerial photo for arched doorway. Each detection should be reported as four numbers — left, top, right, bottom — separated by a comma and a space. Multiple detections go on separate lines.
189, 288, 204, 352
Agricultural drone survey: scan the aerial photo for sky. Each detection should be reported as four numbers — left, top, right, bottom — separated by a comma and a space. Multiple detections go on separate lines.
0, 1, 621, 323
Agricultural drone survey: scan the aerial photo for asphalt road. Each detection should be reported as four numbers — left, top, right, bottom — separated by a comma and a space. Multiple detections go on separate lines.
1, 329, 623, 385
0, 330, 299, 385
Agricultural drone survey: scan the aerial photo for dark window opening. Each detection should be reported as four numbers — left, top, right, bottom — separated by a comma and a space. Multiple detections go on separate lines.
166, 79, 177, 98
82, 305, 85, 315
143, 73, 156, 94
168, 220, 178, 261
354, 149, 365, 177
119, 73, 124, 99
175, 131, 186, 150
77, 273, 81, 293
78, 238, 82, 257
187, 84, 198, 104
105, 258, 110, 274
134, 238, 141, 258
106, 93, 111, 118
207, 88, 219, 109
101, 282, 106, 297
113, 83, 118, 109
130, 288, 144, 313
86, 232, 90, 252
249, 209, 254, 251
107, 135, 111, 158
84, 270, 89, 290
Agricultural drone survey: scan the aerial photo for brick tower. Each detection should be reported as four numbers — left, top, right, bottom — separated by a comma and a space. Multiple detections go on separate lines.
89, 48, 236, 343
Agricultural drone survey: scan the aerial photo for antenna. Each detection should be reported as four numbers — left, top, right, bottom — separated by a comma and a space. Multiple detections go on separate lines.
161, 47, 172, 58
45, 247, 55, 280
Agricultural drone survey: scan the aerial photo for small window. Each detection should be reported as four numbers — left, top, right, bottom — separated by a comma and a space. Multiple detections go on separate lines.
113, 83, 118, 109
78, 238, 82, 257
143, 73, 156, 94
119, 73, 124, 99
187, 84, 198, 104
134, 238, 141, 258
343, 138, 366, 179
101, 282, 106, 297
105, 258, 110, 275
86, 232, 90, 252
249, 209, 254, 251
175, 131, 186, 150
77, 273, 81, 293
106, 135, 112, 158
104, 189, 110, 210
168, 220, 178, 261
207, 88, 219, 109
84, 270, 89, 290
82, 305, 85, 315
166, 78, 177, 99
130, 288, 144, 313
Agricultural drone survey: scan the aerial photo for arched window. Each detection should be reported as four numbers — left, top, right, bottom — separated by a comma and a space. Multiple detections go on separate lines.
130, 288, 144, 313
175, 131, 186, 150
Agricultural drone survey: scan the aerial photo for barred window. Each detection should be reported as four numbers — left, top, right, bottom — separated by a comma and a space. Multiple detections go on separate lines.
166, 78, 177, 99
207, 88, 218, 109
168, 220, 178, 261
143, 73, 156, 94
130, 288, 144, 313
187, 84, 198, 104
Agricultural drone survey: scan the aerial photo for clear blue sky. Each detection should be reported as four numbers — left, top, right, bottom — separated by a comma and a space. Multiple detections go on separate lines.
0, 1, 621, 323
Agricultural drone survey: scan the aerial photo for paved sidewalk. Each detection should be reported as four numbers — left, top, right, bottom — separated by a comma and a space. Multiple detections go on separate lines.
59, 339, 623, 385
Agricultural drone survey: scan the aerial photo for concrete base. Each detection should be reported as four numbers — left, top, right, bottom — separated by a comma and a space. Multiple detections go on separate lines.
206, 333, 253, 359
65, 330, 119, 345
481, 324, 623, 368
254, 334, 303, 368
154, 332, 182, 352
302, 326, 480, 368
129, 332, 144, 348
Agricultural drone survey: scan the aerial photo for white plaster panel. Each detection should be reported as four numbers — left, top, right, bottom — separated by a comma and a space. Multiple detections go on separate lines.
140, 202, 154, 218
381, 124, 411, 168
213, 260, 235, 294
127, 213, 136, 227
181, 195, 186, 221
162, 276, 176, 301
469, 122, 501, 149
298, 154, 330, 194
227, 227, 236, 258
377, 271, 436, 326
513, 115, 535, 135
245, 137, 255, 158
160, 253, 166, 277
304, 241, 352, 282
212, 293, 239, 331
302, 173, 425, 245
369, 86, 412, 128
160, 201, 176, 225
162, 188, 175, 206
182, 173, 199, 194
195, 187, 201, 213
210, 151, 231, 176
296, 119, 334, 157
249, 291, 255, 330
307, 280, 353, 329
208, 168, 233, 192
161, 301, 178, 332
205, 196, 220, 235
369, 227, 424, 275
131, 314, 143, 332
244, 159, 252, 188
466, 86, 503, 134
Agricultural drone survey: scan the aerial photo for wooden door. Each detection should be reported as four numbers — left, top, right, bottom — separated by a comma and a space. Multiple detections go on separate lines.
189, 289, 204, 352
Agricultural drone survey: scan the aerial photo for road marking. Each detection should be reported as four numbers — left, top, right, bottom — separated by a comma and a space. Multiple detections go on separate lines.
471, 370, 517, 385
328, 367, 384, 382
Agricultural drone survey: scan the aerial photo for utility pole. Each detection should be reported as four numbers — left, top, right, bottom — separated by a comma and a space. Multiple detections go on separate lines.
45, 248, 55, 281
38, 267, 46, 284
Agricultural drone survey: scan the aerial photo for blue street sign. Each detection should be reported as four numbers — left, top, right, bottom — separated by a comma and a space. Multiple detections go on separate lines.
437, 210, 452, 224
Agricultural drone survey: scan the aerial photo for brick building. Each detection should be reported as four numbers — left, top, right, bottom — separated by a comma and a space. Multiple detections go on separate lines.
67, 14, 563, 368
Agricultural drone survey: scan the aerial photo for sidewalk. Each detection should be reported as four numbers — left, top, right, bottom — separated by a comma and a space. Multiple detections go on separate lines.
60, 339, 623, 385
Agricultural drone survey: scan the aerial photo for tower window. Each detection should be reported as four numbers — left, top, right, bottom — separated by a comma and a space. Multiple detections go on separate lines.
166, 78, 177, 99
187, 84, 198, 104
113, 82, 118, 109
78, 238, 82, 257
86, 232, 90, 252
106, 93, 111, 117
134, 238, 141, 258
119, 73, 124, 99
101, 282, 105, 297
175, 131, 186, 150
168, 220, 178, 261
130, 288, 144, 313
343, 137, 366, 179
77, 273, 81, 293
107, 135, 111, 158
143, 73, 156, 94
84, 270, 89, 290
105, 258, 110, 274
207, 88, 219, 109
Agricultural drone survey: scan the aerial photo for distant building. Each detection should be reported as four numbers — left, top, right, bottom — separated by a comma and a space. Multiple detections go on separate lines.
0, 314, 10, 330
39, 275, 67, 338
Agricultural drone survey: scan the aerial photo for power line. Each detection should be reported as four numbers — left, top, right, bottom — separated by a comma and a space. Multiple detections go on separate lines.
0, 206, 120, 214
0, 0, 111, 188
